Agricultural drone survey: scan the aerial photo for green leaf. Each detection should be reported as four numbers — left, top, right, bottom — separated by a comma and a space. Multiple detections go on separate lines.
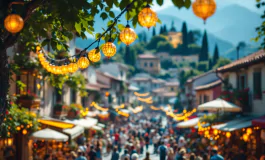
100, 12, 108, 20
184, 0, 191, 9
57, 44, 62, 50
157, 18, 162, 24
156, 0, 163, 6
106, 0, 113, 8
117, 24, 125, 31
120, 0, 128, 10
109, 11, 115, 18
75, 22, 82, 34
172, 0, 185, 8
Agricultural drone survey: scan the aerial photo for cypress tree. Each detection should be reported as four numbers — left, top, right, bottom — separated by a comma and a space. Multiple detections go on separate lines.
213, 44, 219, 66
208, 58, 213, 70
130, 50, 136, 66
199, 30, 209, 61
152, 27, 156, 36
181, 21, 188, 54
142, 31, 147, 43
163, 25, 168, 35
170, 20, 177, 32
159, 26, 164, 35
188, 31, 194, 44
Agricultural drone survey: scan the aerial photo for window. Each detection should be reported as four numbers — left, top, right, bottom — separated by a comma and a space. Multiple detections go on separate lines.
144, 62, 148, 67
150, 62, 153, 67
199, 95, 203, 104
70, 89, 76, 103
171, 87, 174, 91
238, 74, 247, 90
253, 70, 262, 99
203, 95, 208, 103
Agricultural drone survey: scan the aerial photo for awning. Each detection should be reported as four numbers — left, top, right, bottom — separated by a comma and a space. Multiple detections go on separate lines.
64, 117, 98, 129
252, 116, 265, 128
39, 119, 75, 129
176, 118, 199, 128
63, 126, 84, 139
212, 117, 254, 131
198, 98, 242, 112
92, 125, 103, 131
31, 128, 68, 141
97, 123, 105, 128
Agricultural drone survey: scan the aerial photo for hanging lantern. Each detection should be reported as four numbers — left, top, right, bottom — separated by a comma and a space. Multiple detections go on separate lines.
119, 25, 136, 46
138, 5, 158, 29
67, 63, 74, 73
88, 47, 101, 62
247, 128, 252, 135
192, 0, 216, 23
22, 129, 27, 135
243, 134, 248, 142
77, 56, 89, 69
4, 14, 24, 34
46, 64, 52, 72
102, 41, 116, 58
213, 129, 218, 135
226, 132, 231, 138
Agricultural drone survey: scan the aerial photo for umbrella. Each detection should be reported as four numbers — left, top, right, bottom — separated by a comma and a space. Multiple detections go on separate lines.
198, 98, 241, 112
176, 117, 200, 128
31, 128, 68, 141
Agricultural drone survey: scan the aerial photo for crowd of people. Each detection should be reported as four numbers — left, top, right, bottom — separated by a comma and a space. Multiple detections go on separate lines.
42, 110, 264, 160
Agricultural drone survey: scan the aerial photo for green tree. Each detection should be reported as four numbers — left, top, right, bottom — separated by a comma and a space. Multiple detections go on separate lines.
0, 0, 192, 125
197, 61, 208, 72
160, 25, 164, 35
213, 58, 232, 69
156, 41, 173, 52
142, 31, 147, 43
188, 31, 194, 44
212, 44, 220, 66
170, 20, 177, 32
124, 46, 131, 65
146, 35, 167, 50
152, 27, 156, 36
163, 25, 168, 35
181, 21, 189, 53
208, 58, 213, 70
199, 30, 209, 61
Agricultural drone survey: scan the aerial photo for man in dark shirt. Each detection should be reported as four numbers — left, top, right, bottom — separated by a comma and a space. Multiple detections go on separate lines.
88, 146, 97, 160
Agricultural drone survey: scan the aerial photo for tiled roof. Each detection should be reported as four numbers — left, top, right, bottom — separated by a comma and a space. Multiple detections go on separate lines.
151, 79, 165, 84
96, 70, 122, 81
165, 82, 179, 86
186, 70, 214, 84
86, 84, 100, 91
138, 54, 158, 59
217, 50, 265, 73
160, 92, 176, 97
152, 87, 166, 93
131, 77, 150, 81
195, 80, 222, 91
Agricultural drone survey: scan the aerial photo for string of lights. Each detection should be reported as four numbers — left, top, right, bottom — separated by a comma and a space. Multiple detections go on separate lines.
134, 92, 150, 97
90, 102, 109, 112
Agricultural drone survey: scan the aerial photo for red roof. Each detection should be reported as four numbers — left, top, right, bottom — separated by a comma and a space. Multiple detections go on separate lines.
217, 50, 265, 73
195, 80, 222, 91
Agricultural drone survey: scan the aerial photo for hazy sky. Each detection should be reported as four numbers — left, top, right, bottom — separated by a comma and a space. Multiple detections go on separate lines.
153, 0, 261, 13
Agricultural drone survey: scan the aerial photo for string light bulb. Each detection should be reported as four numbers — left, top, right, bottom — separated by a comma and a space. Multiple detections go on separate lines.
102, 41, 117, 58
138, 4, 158, 29
119, 24, 136, 46
88, 47, 101, 62
4, 14, 24, 34
77, 56, 89, 69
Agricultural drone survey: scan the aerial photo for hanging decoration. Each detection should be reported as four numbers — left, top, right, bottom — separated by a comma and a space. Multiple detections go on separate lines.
36, 0, 145, 74
119, 23, 137, 46
88, 47, 101, 63
138, 4, 158, 29
4, 14, 24, 34
192, 0, 216, 24
134, 92, 149, 97
102, 41, 117, 58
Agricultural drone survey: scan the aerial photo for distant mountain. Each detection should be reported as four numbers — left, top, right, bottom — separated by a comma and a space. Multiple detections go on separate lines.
158, 4, 262, 46
222, 45, 260, 60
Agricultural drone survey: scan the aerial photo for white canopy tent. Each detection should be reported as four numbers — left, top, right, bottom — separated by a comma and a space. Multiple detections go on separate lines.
64, 117, 98, 129
198, 98, 242, 112
63, 126, 84, 139
176, 118, 200, 128
31, 128, 68, 141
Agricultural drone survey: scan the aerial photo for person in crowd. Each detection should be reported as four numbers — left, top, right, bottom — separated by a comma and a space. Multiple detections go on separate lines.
76, 150, 87, 160
153, 133, 161, 154
168, 147, 175, 160
157, 141, 168, 160
143, 151, 151, 160
111, 146, 119, 160
210, 148, 224, 160
121, 149, 130, 160
131, 153, 139, 160
88, 146, 97, 160
95, 141, 102, 160
144, 132, 150, 150
176, 148, 186, 160
190, 153, 196, 160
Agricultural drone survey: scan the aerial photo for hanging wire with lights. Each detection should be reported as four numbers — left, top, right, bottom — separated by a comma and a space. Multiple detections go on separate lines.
36, 0, 157, 74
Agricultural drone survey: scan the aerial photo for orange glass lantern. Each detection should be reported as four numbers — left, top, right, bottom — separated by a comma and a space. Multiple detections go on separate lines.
102, 41, 117, 58
226, 132, 231, 138
138, 5, 158, 29
88, 47, 101, 62
4, 14, 24, 34
61, 65, 68, 74
119, 25, 136, 46
192, 0, 216, 23
77, 56, 89, 69
22, 129, 27, 135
